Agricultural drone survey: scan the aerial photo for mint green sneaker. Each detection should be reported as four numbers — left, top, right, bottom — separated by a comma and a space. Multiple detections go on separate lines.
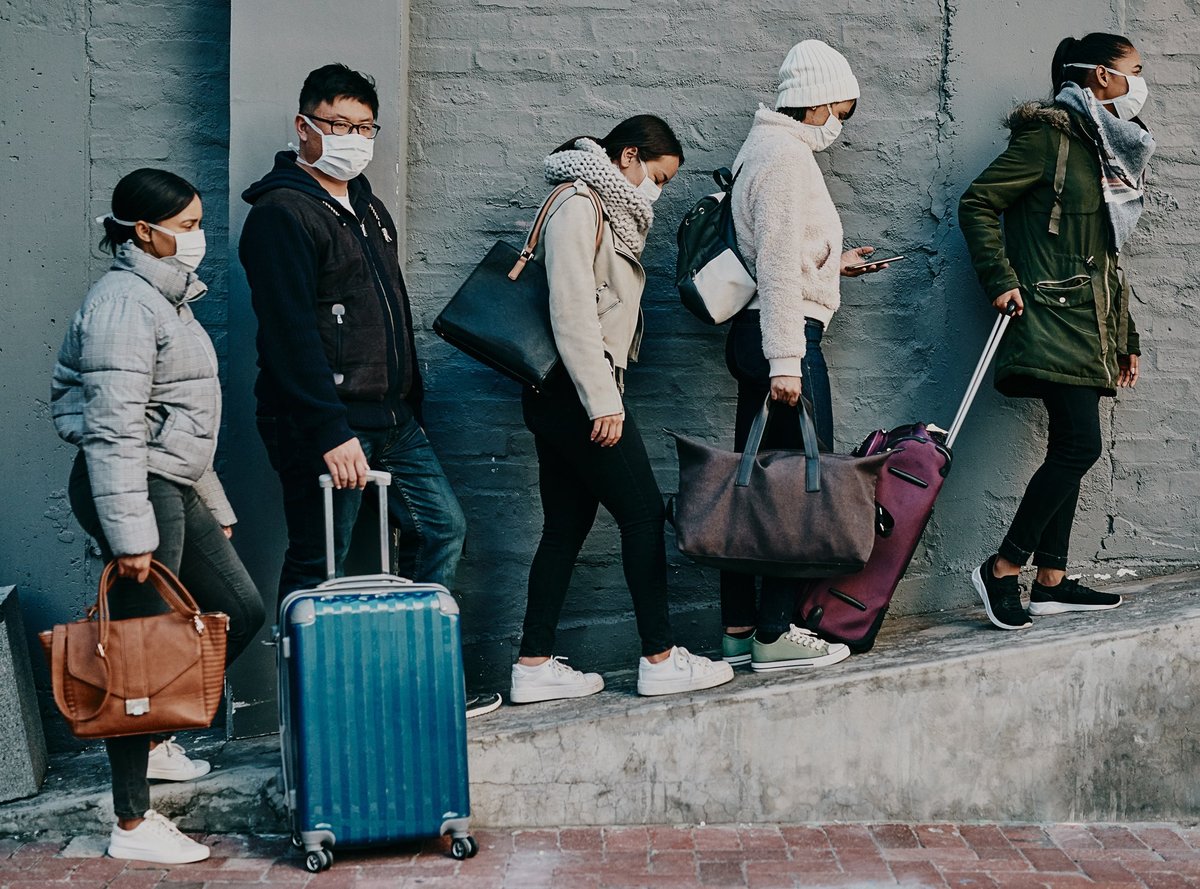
751, 625, 851, 672
721, 634, 753, 666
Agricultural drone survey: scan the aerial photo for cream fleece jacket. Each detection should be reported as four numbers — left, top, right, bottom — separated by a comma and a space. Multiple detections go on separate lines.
732, 106, 843, 377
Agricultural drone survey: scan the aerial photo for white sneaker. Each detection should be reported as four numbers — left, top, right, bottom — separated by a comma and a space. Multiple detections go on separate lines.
107, 809, 211, 864
510, 656, 604, 704
637, 646, 734, 697
147, 737, 211, 782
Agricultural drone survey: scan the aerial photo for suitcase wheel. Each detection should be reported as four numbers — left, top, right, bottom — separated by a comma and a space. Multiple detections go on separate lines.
304, 848, 334, 872
450, 835, 479, 860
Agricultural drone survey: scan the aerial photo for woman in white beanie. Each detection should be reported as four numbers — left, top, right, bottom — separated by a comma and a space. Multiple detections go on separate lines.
719, 39, 889, 673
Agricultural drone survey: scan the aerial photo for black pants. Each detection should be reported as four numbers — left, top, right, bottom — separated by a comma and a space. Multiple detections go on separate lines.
68, 453, 266, 821
519, 382, 674, 658
998, 382, 1103, 570
719, 311, 833, 634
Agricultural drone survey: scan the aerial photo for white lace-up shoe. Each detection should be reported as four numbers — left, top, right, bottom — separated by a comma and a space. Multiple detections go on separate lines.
510, 656, 604, 704
147, 737, 212, 782
636, 646, 734, 697
107, 809, 211, 864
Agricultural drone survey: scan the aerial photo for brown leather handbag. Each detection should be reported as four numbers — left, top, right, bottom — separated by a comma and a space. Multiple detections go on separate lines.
670, 396, 889, 578
39, 560, 229, 739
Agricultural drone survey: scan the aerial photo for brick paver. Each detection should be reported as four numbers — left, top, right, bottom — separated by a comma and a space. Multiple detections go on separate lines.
3, 823, 1200, 888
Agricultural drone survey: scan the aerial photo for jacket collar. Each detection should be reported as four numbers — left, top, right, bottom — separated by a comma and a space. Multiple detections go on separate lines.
111, 243, 207, 306
750, 104, 829, 152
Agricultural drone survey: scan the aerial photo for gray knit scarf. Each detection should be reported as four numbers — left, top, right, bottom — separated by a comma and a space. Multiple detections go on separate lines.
1055, 82, 1156, 250
544, 138, 653, 254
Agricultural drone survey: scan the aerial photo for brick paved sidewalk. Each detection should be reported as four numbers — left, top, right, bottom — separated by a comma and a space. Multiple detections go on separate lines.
3, 822, 1200, 888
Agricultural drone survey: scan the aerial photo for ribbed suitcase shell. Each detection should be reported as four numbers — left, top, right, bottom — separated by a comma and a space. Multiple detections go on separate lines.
279, 579, 471, 851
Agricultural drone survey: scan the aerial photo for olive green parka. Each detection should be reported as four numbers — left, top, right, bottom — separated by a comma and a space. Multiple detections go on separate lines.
959, 101, 1141, 397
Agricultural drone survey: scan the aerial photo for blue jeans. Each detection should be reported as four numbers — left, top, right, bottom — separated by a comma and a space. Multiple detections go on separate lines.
258, 410, 467, 607
719, 312, 833, 634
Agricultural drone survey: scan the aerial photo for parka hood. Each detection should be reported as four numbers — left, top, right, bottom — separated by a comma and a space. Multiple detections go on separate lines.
1004, 101, 1075, 135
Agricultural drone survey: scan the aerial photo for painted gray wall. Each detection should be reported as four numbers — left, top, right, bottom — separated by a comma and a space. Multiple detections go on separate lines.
2, 0, 1197, 743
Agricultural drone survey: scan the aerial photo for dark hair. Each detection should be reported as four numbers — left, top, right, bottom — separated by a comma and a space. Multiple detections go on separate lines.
299, 63, 379, 117
1051, 33, 1135, 95
778, 99, 858, 123
100, 168, 199, 256
552, 114, 684, 164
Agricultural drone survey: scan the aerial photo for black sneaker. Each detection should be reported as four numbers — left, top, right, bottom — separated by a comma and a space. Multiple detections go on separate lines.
971, 555, 1032, 630
465, 692, 503, 719
1028, 577, 1123, 615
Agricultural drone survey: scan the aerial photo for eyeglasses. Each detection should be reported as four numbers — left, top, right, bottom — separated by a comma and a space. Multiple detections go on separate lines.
306, 114, 382, 139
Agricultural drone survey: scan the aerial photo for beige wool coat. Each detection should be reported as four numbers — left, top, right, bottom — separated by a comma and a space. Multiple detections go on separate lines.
534, 181, 646, 419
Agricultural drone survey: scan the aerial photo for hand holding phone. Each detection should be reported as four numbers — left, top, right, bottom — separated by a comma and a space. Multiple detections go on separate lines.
847, 254, 906, 271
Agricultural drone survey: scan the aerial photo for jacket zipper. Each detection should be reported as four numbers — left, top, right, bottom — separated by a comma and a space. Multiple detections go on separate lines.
359, 206, 402, 424
332, 303, 345, 385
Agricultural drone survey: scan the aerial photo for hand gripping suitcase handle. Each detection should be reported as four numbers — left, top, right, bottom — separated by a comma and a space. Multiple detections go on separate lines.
945, 301, 1018, 449
319, 471, 392, 580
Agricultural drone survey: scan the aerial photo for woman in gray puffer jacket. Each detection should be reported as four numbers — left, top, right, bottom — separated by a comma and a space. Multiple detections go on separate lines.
51, 169, 264, 866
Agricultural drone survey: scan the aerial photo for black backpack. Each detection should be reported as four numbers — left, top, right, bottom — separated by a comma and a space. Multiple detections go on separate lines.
675, 167, 756, 325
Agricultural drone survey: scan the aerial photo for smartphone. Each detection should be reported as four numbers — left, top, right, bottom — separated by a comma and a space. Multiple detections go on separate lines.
848, 254, 906, 270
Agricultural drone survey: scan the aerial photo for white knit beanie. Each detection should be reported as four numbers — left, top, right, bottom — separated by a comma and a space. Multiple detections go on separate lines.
776, 39, 860, 109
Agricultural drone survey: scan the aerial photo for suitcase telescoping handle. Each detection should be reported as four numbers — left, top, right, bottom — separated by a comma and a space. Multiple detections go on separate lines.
319, 470, 392, 581
945, 301, 1019, 449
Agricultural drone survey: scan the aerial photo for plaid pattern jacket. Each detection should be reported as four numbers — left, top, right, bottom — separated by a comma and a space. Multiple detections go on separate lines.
51, 244, 235, 556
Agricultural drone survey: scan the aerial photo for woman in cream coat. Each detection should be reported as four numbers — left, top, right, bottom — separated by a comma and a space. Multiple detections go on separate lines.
510, 115, 734, 704
720, 40, 889, 673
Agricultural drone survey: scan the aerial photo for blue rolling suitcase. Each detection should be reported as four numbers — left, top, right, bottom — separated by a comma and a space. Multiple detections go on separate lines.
277, 470, 476, 872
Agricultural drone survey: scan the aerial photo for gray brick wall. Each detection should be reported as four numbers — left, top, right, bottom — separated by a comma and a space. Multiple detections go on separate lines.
406, 0, 1200, 673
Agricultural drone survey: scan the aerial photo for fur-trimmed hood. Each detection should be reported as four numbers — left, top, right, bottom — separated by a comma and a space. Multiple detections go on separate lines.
1004, 100, 1076, 134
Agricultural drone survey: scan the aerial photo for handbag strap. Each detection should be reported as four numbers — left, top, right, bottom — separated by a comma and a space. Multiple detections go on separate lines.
507, 181, 605, 281
736, 395, 821, 493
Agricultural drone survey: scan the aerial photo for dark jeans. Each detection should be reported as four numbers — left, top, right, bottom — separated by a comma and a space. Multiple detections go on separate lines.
68, 452, 266, 821
520, 382, 674, 658
257, 410, 467, 608
719, 311, 833, 634
998, 381, 1103, 570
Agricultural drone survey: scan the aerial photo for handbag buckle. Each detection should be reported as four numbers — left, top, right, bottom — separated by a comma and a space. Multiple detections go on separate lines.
193, 615, 205, 635
125, 698, 150, 716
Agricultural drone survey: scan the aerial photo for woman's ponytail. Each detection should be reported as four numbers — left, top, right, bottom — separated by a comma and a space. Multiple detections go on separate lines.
99, 217, 136, 256
1050, 32, 1136, 98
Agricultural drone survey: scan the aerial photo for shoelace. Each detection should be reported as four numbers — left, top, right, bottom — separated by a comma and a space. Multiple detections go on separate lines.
140, 810, 188, 841
670, 646, 712, 670
783, 625, 831, 652
546, 655, 582, 678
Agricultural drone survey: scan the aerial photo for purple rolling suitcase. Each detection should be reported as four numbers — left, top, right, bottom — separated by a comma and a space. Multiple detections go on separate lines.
798, 308, 1016, 652
277, 471, 476, 873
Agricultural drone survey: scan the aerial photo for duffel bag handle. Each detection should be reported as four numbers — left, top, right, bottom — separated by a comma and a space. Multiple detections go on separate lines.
736, 394, 821, 493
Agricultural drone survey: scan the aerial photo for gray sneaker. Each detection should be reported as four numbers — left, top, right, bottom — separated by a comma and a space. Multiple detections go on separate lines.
750, 625, 851, 672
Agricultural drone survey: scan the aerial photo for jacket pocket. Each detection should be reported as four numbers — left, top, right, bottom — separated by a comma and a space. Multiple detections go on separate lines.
596, 282, 621, 318
148, 404, 175, 442
1031, 275, 1094, 308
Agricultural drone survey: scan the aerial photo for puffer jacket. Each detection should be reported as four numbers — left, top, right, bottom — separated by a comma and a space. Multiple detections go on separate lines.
534, 181, 646, 419
959, 101, 1142, 397
51, 244, 235, 556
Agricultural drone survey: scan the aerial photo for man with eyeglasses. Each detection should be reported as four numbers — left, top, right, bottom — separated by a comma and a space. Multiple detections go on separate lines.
239, 64, 501, 718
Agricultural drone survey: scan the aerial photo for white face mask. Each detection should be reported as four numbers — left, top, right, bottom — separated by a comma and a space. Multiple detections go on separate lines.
102, 214, 206, 271
1066, 63, 1149, 120
292, 115, 375, 181
801, 107, 843, 151
636, 160, 662, 203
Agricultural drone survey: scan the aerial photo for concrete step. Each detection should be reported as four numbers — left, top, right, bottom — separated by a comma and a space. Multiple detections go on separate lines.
3, 571, 1198, 836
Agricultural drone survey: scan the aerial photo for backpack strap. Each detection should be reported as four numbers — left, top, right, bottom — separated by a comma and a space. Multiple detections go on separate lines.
1048, 129, 1070, 236
508, 181, 605, 281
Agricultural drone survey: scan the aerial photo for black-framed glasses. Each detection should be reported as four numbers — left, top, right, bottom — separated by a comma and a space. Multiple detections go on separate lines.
307, 114, 382, 140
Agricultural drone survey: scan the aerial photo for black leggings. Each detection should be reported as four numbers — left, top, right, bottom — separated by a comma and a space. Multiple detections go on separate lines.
998, 382, 1103, 570
519, 382, 674, 658
69, 453, 266, 821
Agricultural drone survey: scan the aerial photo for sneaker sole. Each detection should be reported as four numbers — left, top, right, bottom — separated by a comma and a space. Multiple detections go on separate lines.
108, 844, 211, 865
1028, 597, 1123, 616
465, 694, 504, 718
723, 653, 752, 666
971, 565, 1032, 630
637, 664, 735, 697
751, 645, 851, 672
146, 764, 212, 782
509, 679, 604, 704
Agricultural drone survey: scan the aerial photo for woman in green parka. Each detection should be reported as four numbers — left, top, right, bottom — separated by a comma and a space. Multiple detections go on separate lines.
959, 32, 1154, 631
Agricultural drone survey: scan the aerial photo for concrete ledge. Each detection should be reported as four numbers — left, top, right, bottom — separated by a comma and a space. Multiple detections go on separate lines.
3, 571, 1198, 835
